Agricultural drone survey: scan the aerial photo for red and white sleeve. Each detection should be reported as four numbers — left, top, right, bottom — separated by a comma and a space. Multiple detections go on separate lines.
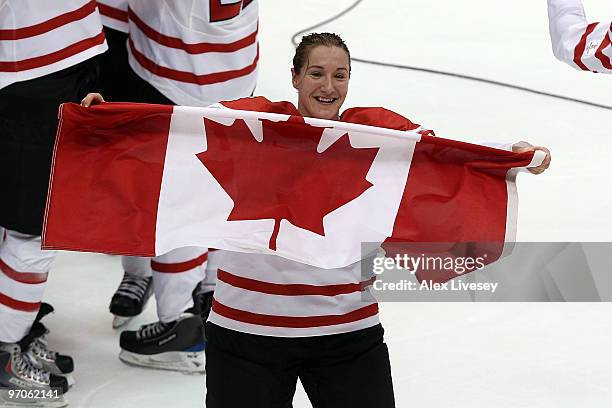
547, 0, 612, 73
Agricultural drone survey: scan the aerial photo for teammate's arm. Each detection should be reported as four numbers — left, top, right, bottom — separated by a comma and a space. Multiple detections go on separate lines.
547, 0, 612, 73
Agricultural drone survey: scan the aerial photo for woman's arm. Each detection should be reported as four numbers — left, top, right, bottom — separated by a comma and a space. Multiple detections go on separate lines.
547, 0, 612, 73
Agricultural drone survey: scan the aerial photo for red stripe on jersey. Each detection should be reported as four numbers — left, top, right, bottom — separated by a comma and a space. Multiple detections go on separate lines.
0, 259, 48, 284
0, 1, 97, 40
97, 3, 128, 23
573, 23, 599, 71
151, 253, 208, 273
594, 32, 612, 69
218, 269, 375, 296
128, 37, 259, 85
0, 292, 40, 312
0, 31, 106, 72
212, 298, 379, 328
128, 8, 258, 54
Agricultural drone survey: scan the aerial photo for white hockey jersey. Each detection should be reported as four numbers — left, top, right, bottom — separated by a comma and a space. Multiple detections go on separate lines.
547, 0, 612, 73
208, 251, 380, 337
0, 0, 108, 89
96, 0, 128, 32
127, 0, 259, 106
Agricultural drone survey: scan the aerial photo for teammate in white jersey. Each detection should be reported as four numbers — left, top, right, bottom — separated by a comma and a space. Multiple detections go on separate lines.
547, 0, 612, 73
127, 0, 259, 106
0, 1, 107, 403
88, 0, 259, 373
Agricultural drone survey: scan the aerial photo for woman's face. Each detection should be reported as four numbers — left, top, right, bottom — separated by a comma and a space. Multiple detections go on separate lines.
292, 45, 350, 120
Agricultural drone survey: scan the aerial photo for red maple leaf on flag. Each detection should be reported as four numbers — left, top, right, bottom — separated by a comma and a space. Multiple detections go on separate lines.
197, 116, 380, 251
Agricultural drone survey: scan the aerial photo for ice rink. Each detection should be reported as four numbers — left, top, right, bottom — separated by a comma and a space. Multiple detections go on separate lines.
41, 0, 612, 407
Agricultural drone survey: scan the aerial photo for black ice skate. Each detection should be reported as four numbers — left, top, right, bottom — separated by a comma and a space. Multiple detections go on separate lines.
20, 322, 74, 388
18, 303, 74, 388
0, 343, 68, 408
109, 273, 153, 328
118, 313, 205, 374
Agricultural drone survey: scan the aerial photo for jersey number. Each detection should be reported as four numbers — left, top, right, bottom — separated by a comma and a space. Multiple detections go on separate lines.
210, 0, 253, 22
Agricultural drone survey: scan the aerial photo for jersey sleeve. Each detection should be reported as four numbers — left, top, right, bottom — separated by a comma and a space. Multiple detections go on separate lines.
547, 0, 612, 73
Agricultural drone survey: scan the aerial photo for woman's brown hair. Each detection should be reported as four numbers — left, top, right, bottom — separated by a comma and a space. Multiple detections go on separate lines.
293, 33, 351, 75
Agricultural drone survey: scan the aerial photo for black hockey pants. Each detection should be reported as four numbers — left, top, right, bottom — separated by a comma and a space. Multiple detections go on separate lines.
205, 322, 395, 408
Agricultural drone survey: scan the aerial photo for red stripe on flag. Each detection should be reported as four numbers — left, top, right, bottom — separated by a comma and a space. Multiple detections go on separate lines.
128, 37, 259, 85
0, 1, 97, 40
97, 3, 128, 23
594, 33, 612, 69
151, 253, 208, 273
0, 32, 106, 72
0, 259, 48, 284
384, 135, 535, 284
393, 136, 522, 245
128, 8, 257, 53
42, 102, 174, 256
573, 23, 599, 71
0, 292, 40, 312
218, 269, 375, 296
212, 298, 379, 328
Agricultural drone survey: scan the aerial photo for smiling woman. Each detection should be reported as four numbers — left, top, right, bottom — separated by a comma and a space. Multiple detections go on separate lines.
203, 33, 405, 408
291, 33, 351, 120
202, 32, 551, 408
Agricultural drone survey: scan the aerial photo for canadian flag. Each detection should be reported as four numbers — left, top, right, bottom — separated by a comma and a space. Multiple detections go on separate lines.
42, 100, 541, 272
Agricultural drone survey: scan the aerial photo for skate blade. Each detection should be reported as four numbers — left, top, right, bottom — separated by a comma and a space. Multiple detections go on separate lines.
0, 390, 67, 408
112, 315, 134, 329
118, 350, 205, 374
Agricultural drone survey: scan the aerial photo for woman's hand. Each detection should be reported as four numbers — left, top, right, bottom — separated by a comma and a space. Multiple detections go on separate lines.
512, 141, 551, 175
81, 93, 105, 107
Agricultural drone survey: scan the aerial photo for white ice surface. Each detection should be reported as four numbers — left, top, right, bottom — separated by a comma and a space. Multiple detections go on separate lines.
41, 0, 611, 407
